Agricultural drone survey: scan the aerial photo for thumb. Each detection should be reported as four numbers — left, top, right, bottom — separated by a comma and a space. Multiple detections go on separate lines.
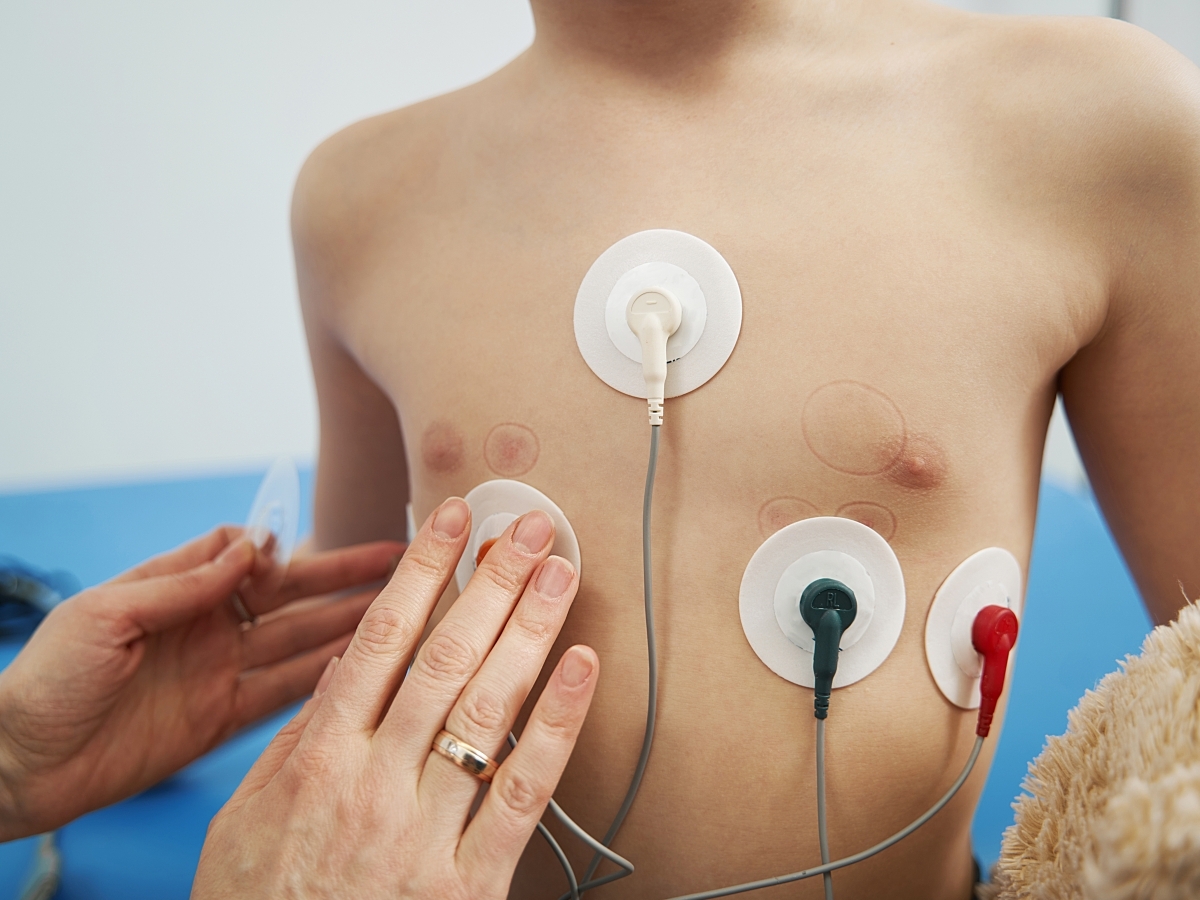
224, 656, 337, 813
117, 538, 256, 635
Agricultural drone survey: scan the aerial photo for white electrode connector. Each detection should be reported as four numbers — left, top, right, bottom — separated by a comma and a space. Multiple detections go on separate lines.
627, 287, 682, 425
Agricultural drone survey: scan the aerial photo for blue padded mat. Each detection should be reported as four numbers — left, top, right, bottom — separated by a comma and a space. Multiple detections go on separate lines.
0, 473, 1153, 895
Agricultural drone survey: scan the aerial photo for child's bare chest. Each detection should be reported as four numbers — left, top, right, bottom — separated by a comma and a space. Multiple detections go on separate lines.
343, 144, 1088, 545
331, 130, 1099, 897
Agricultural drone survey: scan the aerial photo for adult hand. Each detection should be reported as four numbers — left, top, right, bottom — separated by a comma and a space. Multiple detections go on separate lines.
193, 498, 598, 900
0, 526, 403, 840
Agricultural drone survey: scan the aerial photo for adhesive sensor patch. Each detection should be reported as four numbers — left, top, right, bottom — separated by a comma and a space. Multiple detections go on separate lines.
575, 229, 742, 399
924, 547, 1024, 709
244, 456, 300, 597
740, 517, 906, 688
774, 550, 876, 653
607, 262, 706, 364
455, 480, 582, 593
246, 456, 300, 568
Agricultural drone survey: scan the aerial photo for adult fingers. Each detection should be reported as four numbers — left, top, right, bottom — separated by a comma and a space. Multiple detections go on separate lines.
312, 498, 470, 734
240, 588, 376, 671
233, 634, 352, 730
109, 526, 243, 584
224, 657, 339, 814
380, 509, 556, 774
281, 541, 405, 600
457, 646, 598, 887
416, 555, 578, 827
239, 540, 405, 618
102, 539, 256, 636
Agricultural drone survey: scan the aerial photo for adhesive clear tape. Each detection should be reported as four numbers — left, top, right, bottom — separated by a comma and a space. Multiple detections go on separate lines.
245, 456, 300, 569
241, 456, 301, 602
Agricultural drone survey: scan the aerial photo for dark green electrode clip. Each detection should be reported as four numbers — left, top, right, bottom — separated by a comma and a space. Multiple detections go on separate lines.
799, 578, 858, 719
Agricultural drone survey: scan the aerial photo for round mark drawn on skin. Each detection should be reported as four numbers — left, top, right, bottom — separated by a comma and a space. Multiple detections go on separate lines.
836, 501, 898, 541
421, 420, 465, 475
484, 423, 540, 477
758, 497, 820, 538
884, 433, 948, 492
802, 381, 907, 476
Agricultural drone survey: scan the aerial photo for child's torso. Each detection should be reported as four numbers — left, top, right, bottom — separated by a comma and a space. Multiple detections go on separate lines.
326, 38, 1103, 899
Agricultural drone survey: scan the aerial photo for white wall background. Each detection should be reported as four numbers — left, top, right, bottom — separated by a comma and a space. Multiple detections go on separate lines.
0, 1, 535, 490
0, 0, 1195, 491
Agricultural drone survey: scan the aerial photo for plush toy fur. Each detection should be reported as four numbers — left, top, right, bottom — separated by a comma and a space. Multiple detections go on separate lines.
984, 603, 1200, 899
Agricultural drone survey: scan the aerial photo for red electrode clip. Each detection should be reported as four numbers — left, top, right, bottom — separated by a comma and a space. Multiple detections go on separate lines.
971, 605, 1019, 738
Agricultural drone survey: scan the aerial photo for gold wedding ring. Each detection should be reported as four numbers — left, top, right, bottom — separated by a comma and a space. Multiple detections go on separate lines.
229, 591, 256, 625
432, 730, 499, 783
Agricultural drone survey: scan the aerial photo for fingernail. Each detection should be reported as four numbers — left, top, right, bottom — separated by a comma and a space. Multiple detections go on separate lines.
315, 656, 339, 698
536, 556, 574, 599
513, 510, 553, 554
433, 498, 469, 539
560, 648, 594, 688
218, 538, 255, 567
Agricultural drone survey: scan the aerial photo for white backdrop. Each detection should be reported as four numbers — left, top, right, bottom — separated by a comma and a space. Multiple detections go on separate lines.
0, 1, 535, 490
0, 0, 1194, 490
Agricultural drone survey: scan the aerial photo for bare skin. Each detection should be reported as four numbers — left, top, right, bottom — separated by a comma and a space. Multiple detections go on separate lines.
0, 528, 404, 841
292, 2, 1200, 897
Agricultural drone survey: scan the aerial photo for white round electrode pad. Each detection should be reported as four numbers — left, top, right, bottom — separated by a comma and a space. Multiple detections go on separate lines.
773, 550, 876, 653
574, 229, 742, 399
924, 547, 1024, 709
606, 262, 707, 364
455, 480, 582, 593
740, 517, 906, 688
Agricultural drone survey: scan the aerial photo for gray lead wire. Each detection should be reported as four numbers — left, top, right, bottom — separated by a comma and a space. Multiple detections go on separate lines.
663, 737, 986, 900
547, 797, 636, 900
507, 735, 635, 900
547, 799, 634, 876
538, 821, 579, 900
816, 718, 834, 900
542, 423, 660, 900
578, 423, 661, 892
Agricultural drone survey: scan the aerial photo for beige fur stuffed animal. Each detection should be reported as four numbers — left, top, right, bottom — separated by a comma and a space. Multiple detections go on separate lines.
984, 603, 1200, 899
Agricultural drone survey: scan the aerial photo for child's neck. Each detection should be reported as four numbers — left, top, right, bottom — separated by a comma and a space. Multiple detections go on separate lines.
527, 0, 866, 82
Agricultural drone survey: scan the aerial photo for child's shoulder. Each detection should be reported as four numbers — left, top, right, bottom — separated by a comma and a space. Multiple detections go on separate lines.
925, 10, 1200, 184
290, 61, 521, 290
291, 89, 465, 266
